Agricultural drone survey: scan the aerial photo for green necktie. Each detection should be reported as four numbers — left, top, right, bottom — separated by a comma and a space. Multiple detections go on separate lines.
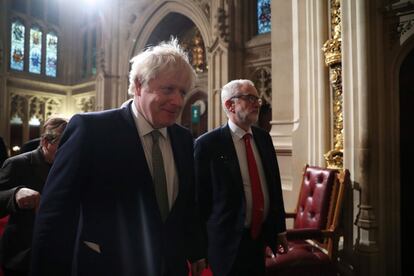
151, 130, 169, 222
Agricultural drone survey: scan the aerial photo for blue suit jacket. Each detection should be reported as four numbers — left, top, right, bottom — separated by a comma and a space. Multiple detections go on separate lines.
30, 104, 204, 276
194, 124, 286, 276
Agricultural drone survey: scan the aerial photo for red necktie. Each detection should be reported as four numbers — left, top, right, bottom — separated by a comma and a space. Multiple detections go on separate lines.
243, 133, 264, 239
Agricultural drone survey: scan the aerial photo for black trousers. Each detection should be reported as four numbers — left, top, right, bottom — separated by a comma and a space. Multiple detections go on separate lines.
228, 229, 266, 276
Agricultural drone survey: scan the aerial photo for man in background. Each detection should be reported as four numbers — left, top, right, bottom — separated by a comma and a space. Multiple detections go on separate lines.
194, 79, 288, 276
0, 117, 68, 276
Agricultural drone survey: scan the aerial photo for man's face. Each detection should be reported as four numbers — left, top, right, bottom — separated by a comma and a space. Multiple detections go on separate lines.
41, 133, 62, 163
134, 69, 190, 129
226, 84, 261, 131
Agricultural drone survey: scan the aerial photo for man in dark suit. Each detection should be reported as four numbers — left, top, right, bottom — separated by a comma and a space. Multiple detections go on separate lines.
30, 39, 206, 276
0, 117, 68, 276
194, 79, 289, 276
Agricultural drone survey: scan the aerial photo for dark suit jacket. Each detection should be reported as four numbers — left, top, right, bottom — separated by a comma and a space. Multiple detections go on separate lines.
0, 137, 7, 167
0, 148, 50, 272
20, 138, 40, 154
30, 104, 204, 276
194, 124, 286, 276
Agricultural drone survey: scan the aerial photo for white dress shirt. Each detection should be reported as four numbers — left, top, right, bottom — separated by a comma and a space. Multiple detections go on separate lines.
131, 101, 179, 209
228, 120, 270, 227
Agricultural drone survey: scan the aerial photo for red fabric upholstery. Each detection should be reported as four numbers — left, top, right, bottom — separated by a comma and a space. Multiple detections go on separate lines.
187, 262, 213, 276
0, 216, 8, 276
265, 245, 334, 276
266, 165, 349, 276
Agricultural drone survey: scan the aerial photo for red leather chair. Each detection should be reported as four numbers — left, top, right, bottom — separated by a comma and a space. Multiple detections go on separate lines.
0, 216, 9, 276
266, 165, 350, 276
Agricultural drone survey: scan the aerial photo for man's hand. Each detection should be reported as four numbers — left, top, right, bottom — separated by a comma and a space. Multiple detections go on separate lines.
15, 187, 40, 211
276, 232, 289, 254
191, 258, 207, 276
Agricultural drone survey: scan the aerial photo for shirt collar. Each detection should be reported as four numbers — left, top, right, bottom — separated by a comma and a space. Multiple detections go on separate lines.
228, 119, 252, 140
132, 99, 168, 138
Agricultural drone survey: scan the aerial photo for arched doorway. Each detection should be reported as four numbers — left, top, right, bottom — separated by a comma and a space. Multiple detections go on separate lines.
399, 48, 414, 272
144, 12, 208, 136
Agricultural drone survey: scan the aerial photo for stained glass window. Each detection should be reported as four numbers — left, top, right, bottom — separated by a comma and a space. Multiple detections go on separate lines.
257, 0, 271, 34
29, 27, 42, 74
46, 32, 58, 77
10, 20, 25, 71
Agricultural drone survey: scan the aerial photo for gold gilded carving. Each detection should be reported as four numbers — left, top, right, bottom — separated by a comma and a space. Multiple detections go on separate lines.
322, 0, 341, 66
191, 31, 206, 73
323, 0, 343, 169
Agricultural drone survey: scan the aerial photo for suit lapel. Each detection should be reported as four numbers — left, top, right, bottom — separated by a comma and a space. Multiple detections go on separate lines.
166, 125, 190, 219
220, 124, 244, 188
168, 125, 185, 186
120, 103, 153, 185
252, 127, 277, 204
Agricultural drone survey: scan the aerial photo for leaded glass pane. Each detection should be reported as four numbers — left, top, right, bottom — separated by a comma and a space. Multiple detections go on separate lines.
29, 27, 42, 74
257, 0, 271, 34
10, 21, 25, 71
46, 32, 58, 77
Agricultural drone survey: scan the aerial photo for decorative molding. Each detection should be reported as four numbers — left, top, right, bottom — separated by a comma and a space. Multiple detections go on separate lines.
74, 95, 96, 113
251, 67, 272, 105
215, 7, 229, 42
384, 1, 414, 45
195, 0, 210, 19
397, 17, 414, 35
10, 92, 64, 123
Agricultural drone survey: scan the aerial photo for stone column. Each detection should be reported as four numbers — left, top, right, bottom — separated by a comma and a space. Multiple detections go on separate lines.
95, 0, 122, 110
270, 0, 294, 151
353, 0, 379, 274
208, 0, 240, 128
342, 0, 379, 275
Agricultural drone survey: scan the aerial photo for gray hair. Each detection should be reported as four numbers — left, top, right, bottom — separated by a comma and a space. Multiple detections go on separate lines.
221, 79, 255, 115
128, 38, 196, 95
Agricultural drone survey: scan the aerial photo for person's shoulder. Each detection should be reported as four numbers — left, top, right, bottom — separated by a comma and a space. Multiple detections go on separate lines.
69, 108, 126, 128
196, 125, 224, 143
3, 150, 32, 167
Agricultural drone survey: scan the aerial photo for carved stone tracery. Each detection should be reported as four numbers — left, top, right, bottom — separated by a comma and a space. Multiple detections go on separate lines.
75, 95, 96, 113
252, 68, 272, 105
215, 7, 229, 42
10, 92, 63, 124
